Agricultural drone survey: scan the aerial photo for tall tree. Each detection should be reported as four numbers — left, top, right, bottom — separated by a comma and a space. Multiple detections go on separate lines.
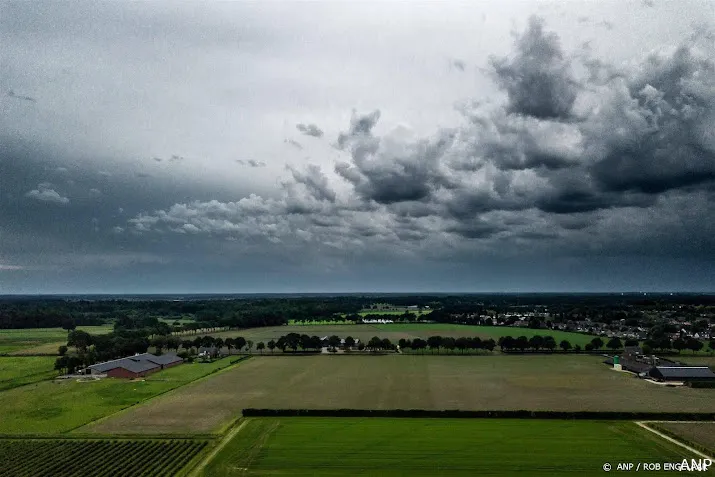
257, 341, 265, 354
559, 340, 572, 352
606, 337, 622, 351
427, 336, 442, 354
590, 337, 604, 350
686, 338, 703, 354
267, 339, 276, 353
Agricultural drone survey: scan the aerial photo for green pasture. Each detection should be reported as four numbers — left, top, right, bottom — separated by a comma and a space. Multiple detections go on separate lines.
0, 357, 241, 434
202, 418, 702, 476
374, 323, 597, 347
0, 356, 57, 391
0, 326, 113, 355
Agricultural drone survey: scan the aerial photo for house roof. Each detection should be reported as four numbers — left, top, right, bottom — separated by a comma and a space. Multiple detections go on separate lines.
653, 366, 715, 379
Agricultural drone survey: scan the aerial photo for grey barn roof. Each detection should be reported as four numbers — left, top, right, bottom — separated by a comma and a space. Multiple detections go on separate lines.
653, 366, 715, 379
88, 353, 181, 374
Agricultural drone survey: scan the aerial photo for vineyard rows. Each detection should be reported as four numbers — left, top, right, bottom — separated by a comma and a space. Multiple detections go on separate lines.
0, 439, 207, 477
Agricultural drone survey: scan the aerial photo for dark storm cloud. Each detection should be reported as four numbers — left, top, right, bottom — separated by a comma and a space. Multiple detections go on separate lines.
7, 90, 36, 102
133, 15, 715, 268
296, 123, 324, 138
490, 16, 578, 119
284, 139, 303, 150
287, 164, 336, 202
7, 6, 714, 292
451, 59, 466, 72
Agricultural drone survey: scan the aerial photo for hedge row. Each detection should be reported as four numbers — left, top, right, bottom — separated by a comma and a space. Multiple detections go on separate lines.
229, 355, 252, 365
242, 409, 715, 420
648, 423, 715, 456
688, 381, 715, 389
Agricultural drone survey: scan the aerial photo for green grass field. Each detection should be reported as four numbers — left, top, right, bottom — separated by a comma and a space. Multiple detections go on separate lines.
375, 323, 596, 347
84, 355, 715, 435
202, 418, 702, 476
0, 357, 57, 391
0, 326, 113, 355
0, 357, 241, 434
0, 438, 208, 477
204, 323, 598, 348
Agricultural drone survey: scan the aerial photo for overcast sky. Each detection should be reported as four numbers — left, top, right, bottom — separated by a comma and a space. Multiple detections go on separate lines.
2, 0, 715, 293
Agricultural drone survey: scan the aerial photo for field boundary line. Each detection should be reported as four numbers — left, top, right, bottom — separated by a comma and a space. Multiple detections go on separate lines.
67, 357, 252, 434
187, 419, 248, 477
635, 421, 713, 460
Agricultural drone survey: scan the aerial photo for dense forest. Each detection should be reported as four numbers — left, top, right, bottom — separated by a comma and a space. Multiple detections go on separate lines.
2, 293, 714, 330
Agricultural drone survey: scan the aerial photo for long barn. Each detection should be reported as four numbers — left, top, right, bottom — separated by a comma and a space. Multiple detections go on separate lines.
88, 353, 183, 378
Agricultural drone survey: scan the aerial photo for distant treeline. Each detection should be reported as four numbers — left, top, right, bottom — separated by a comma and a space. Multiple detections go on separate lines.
242, 409, 715, 420
4, 293, 715, 329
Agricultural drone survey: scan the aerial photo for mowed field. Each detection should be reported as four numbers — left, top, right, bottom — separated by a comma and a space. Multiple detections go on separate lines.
202, 323, 596, 347
0, 326, 113, 355
653, 422, 715, 454
84, 355, 715, 434
0, 357, 240, 434
0, 356, 56, 391
202, 418, 701, 476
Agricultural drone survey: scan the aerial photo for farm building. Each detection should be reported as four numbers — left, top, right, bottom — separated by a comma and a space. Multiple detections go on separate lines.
647, 366, 715, 383
87, 353, 183, 378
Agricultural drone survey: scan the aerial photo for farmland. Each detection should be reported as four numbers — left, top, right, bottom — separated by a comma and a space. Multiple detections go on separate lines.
201, 323, 597, 348
0, 357, 56, 391
652, 422, 715, 455
201, 418, 699, 476
0, 438, 208, 477
0, 357, 241, 434
0, 326, 113, 355
84, 355, 715, 435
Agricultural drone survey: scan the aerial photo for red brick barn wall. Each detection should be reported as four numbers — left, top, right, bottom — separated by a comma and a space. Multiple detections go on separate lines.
107, 367, 141, 379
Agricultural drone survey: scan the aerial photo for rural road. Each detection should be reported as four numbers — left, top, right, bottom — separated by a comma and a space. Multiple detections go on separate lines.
188, 420, 248, 477
635, 422, 713, 460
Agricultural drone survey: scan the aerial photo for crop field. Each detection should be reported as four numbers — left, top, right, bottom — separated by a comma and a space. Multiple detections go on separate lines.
204, 323, 597, 347
0, 357, 240, 434
84, 355, 715, 434
0, 326, 113, 355
0, 357, 56, 391
201, 418, 700, 476
652, 422, 715, 454
0, 438, 207, 477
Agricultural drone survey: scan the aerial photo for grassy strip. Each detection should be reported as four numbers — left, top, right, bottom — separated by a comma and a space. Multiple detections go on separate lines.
243, 408, 715, 420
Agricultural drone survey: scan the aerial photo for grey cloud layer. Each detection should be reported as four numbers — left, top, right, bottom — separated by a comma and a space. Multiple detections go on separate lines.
127, 17, 715, 264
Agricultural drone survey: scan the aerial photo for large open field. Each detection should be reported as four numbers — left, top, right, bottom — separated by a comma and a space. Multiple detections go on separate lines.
0, 356, 57, 391
0, 357, 241, 434
201, 418, 701, 476
203, 323, 596, 348
0, 326, 113, 355
84, 355, 715, 435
